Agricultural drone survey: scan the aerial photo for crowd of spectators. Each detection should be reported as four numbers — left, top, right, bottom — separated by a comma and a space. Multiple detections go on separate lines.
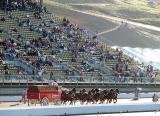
0, 4, 159, 83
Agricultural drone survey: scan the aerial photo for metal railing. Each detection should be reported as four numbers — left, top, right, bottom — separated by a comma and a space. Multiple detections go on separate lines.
4, 52, 37, 74
6, 60, 35, 74
0, 74, 159, 85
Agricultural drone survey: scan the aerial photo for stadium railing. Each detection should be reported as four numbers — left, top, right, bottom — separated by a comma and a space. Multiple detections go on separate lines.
0, 75, 158, 85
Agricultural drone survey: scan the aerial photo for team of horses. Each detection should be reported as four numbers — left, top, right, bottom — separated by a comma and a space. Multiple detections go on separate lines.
61, 88, 119, 105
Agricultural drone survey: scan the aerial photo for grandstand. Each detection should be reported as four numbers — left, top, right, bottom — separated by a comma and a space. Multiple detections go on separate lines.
0, 0, 159, 85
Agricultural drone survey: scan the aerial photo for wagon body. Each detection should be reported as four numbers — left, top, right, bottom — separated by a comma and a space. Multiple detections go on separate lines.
27, 85, 62, 105
27, 91, 61, 101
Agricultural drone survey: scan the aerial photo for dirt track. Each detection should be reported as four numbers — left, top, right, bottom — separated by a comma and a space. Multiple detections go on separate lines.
0, 98, 153, 108
47, 5, 117, 33
46, 5, 160, 49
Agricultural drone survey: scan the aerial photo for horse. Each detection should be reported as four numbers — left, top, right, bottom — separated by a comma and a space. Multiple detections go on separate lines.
112, 89, 119, 103
79, 89, 89, 104
61, 88, 119, 105
99, 89, 109, 104
65, 88, 78, 105
61, 90, 69, 105
107, 89, 119, 103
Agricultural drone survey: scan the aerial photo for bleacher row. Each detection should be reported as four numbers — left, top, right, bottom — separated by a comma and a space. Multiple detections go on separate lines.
0, 8, 158, 83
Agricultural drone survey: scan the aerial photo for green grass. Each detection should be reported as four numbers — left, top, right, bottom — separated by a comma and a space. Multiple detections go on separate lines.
45, 0, 160, 27
44, 0, 72, 9
45, 0, 160, 14
64, 1, 160, 14
114, 0, 160, 14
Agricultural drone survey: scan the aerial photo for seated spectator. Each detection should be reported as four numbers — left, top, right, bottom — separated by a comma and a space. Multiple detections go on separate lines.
4, 64, 9, 70
43, 6, 47, 13
0, 28, 3, 33
12, 28, 18, 32
1, 17, 5, 22
62, 17, 70, 26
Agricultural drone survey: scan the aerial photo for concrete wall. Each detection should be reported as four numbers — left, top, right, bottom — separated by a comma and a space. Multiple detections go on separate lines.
0, 103, 160, 116
1, 92, 160, 102
0, 88, 25, 95
0, 87, 160, 95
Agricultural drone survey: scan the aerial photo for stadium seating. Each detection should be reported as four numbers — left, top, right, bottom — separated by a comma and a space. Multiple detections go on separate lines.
0, 7, 158, 83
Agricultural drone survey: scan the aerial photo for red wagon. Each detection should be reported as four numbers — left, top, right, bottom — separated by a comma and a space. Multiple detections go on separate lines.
27, 85, 62, 106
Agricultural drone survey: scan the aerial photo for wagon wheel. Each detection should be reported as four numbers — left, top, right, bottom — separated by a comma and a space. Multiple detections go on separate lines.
54, 99, 61, 105
41, 97, 49, 106
30, 99, 36, 104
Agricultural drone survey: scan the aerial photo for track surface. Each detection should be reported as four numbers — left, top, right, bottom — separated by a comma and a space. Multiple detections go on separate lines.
46, 3, 160, 48
0, 98, 155, 108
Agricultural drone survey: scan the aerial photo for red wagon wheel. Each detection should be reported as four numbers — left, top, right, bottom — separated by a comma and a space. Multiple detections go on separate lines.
41, 97, 49, 106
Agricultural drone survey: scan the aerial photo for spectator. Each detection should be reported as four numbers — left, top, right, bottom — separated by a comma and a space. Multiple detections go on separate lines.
0, 17, 5, 22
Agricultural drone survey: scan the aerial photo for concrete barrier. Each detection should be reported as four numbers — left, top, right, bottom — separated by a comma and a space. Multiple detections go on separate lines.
0, 102, 160, 116
1, 92, 160, 102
